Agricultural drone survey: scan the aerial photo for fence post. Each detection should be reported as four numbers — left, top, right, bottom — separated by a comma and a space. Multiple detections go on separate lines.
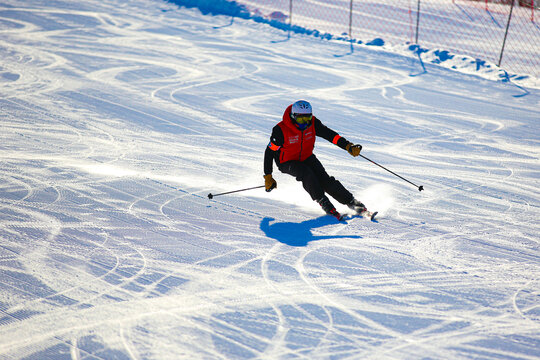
499, 0, 516, 67
415, 0, 422, 44
349, 0, 354, 38
288, 0, 293, 39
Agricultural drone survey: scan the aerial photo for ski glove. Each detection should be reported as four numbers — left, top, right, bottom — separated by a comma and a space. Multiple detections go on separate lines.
346, 143, 362, 157
264, 174, 277, 192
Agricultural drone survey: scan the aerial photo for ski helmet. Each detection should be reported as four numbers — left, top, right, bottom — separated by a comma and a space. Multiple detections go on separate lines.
290, 100, 312, 130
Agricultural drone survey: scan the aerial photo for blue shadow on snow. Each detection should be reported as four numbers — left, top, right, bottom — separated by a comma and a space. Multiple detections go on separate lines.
260, 216, 361, 247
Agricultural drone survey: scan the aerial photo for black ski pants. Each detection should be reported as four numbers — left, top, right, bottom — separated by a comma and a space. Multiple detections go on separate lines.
278, 154, 353, 204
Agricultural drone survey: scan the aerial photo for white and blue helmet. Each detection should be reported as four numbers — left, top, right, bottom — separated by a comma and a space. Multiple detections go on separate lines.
292, 100, 312, 115
291, 100, 312, 130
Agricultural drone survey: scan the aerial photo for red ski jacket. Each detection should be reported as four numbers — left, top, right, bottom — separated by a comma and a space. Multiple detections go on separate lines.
276, 104, 316, 163
264, 104, 351, 175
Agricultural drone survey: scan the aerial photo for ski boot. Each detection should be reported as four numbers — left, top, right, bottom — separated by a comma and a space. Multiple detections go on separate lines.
348, 198, 377, 220
347, 198, 367, 215
317, 196, 343, 221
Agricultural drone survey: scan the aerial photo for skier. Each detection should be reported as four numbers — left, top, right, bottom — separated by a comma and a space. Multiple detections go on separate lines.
263, 100, 366, 220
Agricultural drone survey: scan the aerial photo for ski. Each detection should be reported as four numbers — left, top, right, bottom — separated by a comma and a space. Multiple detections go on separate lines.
360, 209, 378, 221
331, 210, 377, 222
324, 205, 377, 222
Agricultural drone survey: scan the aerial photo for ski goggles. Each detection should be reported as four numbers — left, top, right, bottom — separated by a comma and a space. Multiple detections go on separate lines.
293, 113, 312, 124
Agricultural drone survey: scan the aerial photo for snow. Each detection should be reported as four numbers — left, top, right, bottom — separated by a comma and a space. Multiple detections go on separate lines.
0, 0, 539, 359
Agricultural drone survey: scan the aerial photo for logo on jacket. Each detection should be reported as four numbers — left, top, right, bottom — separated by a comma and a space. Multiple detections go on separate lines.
289, 135, 299, 144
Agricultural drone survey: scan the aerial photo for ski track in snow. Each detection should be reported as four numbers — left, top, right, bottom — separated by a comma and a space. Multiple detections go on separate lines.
0, 0, 539, 359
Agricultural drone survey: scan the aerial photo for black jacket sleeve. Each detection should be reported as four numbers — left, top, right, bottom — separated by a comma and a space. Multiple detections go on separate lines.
264, 125, 284, 175
313, 117, 350, 150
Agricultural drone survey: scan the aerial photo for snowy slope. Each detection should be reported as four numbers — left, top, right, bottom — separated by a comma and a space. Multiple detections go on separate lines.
0, 0, 539, 359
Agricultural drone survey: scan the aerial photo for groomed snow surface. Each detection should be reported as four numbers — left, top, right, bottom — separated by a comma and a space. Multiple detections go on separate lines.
0, 0, 539, 359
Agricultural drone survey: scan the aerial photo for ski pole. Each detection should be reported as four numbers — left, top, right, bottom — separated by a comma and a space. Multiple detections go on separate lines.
208, 185, 265, 199
360, 154, 424, 191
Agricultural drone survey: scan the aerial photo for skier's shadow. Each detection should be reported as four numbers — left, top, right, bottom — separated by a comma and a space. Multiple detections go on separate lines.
260, 216, 361, 247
